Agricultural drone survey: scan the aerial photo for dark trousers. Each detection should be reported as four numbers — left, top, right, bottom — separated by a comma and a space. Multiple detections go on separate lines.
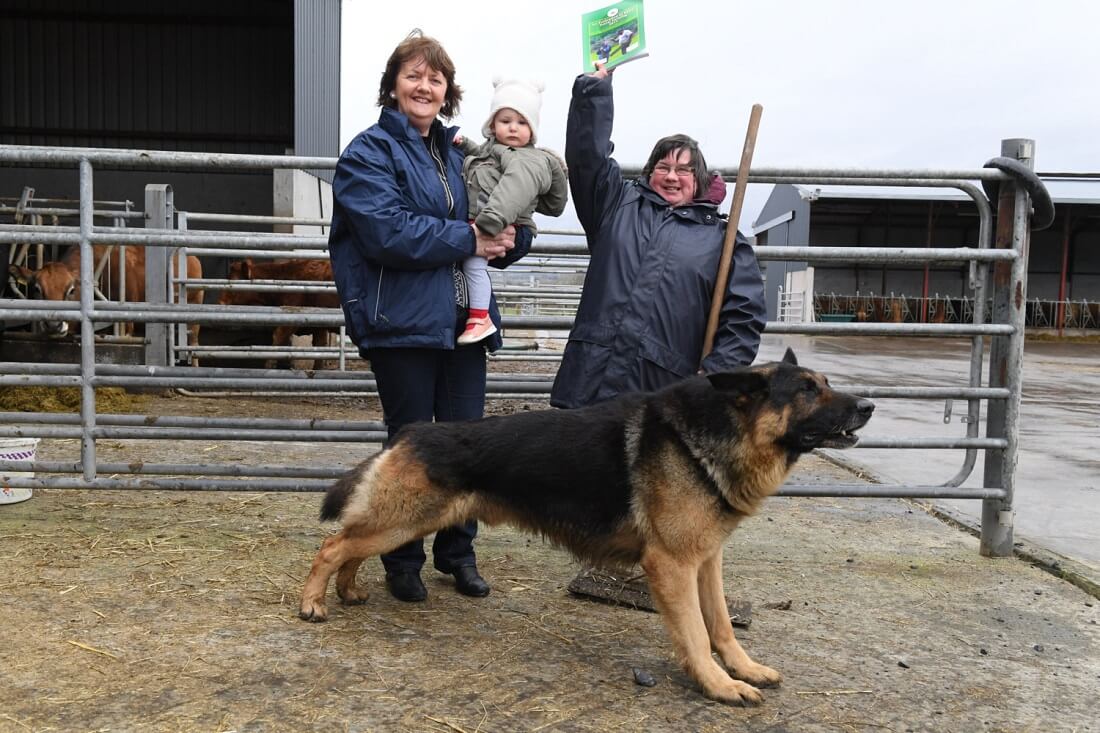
367, 343, 487, 574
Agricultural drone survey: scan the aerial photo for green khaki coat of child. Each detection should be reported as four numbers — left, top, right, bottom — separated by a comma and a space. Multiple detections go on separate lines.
458, 137, 569, 236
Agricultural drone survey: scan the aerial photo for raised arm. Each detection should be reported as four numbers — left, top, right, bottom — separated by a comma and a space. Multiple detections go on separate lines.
333, 136, 475, 270
565, 68, 626, 240
701, 232, 767, 372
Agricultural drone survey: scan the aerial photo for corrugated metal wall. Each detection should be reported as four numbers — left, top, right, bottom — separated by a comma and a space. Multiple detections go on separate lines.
293, 0, 339, 182
0, 0, 294, 154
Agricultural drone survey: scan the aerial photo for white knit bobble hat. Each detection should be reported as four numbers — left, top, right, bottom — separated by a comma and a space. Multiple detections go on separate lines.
482, 76, 544, 145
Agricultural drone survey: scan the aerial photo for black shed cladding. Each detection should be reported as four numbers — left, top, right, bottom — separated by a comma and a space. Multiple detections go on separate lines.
0, 0, 296, 154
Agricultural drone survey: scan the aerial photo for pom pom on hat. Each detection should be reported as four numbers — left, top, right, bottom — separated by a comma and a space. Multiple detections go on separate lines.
482, 77, 545, 145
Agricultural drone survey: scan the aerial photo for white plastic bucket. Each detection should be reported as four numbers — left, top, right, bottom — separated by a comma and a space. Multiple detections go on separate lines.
0, 437, 39, 505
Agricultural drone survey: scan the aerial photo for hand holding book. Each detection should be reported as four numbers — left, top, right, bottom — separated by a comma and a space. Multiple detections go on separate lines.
589, 61, 612, 79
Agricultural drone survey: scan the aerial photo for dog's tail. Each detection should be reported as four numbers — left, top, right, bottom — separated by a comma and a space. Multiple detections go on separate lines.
319, 453, 378, 522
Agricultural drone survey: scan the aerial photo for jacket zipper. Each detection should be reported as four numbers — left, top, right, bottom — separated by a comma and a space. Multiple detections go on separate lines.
373, 265, 385, 322
428, 135, 455, 217
429, 133, 467, 315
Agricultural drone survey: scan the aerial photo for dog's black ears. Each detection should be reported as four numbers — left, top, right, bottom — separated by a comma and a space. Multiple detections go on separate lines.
706, 368, 769, 403
782, 347, 798, 366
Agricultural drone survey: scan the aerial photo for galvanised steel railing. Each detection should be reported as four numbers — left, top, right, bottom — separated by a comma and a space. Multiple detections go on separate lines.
0, 143, 1037, 556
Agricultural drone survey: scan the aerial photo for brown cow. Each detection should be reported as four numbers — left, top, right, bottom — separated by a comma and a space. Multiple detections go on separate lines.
217, 258, 339, 368
8, 245, 204, 354
928, 298, 949, 324
884, 296, 908, 323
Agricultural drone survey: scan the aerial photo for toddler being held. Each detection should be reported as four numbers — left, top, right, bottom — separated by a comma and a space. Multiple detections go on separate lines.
455, 77, 568, 345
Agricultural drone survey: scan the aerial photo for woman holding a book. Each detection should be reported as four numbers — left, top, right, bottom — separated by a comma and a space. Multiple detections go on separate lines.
550, 62, 767, 409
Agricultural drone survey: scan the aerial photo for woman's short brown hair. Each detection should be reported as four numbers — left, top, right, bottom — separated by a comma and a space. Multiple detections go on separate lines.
377, 29, 463, 120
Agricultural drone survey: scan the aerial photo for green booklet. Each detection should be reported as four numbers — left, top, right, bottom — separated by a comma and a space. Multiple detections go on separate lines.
581, 0, 648, 72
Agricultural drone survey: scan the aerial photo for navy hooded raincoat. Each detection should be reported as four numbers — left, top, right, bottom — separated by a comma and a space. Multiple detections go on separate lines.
550, 74, 767, 409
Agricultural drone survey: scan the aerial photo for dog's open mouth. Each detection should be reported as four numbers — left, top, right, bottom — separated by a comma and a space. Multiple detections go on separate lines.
818, 430, 861, 449
805, 411, 872, 450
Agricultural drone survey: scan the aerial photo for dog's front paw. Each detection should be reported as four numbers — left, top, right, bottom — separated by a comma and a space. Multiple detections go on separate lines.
298, 600, 328, 622
732, 661, 782, 688
704, 678, 765, 706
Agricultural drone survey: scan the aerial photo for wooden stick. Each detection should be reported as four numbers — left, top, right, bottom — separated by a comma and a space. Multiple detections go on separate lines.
701, 103, 763, 366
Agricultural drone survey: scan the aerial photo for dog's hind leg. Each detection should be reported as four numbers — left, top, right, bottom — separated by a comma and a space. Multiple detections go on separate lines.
299, 531, 353, 622
335, 557, 368, 605
299, 528, 418, 622
643, 547, 765, 706
698, 548, 782, 688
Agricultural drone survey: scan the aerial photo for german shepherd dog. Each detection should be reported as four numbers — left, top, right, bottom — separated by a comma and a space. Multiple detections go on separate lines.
299, 348, 873, 705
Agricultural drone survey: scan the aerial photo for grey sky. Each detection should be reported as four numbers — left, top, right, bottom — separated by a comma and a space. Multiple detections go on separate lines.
340, 0, 1100, 228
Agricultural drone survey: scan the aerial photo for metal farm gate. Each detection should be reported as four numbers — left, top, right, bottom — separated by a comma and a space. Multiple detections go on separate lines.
0, 141, 1048, 558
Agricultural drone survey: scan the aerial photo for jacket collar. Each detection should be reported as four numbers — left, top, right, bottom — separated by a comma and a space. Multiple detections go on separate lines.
635, 179, 721, 225
379, 107, 458, 147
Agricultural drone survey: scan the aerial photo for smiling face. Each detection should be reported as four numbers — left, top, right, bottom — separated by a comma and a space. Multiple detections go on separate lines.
648, 149, 698, 207
492, 108, 532, 147
394, 57, 447, 135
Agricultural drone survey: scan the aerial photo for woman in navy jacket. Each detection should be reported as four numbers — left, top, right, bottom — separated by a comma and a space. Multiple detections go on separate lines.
550, 63, 766, 409
328, 31, 531, 602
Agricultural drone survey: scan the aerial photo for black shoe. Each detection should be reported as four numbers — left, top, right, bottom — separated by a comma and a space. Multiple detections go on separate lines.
451, 565, 491, 597
385, 570, 427, 602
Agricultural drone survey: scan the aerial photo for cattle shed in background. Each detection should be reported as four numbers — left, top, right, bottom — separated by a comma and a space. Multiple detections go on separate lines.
753, 181, 1100, 328
0, 0, 340, 285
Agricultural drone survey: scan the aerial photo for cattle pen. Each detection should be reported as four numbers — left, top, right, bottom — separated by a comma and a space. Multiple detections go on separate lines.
3, 142, 1099, 731
1, 140, 1044, 556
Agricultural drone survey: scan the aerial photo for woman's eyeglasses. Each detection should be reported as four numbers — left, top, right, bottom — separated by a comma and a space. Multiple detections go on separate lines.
653, 163, 695, 177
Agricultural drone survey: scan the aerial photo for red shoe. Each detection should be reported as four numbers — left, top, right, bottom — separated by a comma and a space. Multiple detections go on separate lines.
457, 315, 497, 345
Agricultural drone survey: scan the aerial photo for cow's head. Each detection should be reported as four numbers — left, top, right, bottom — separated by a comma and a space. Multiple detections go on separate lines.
8, 262, 81, 336
218, 259, 265, 307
